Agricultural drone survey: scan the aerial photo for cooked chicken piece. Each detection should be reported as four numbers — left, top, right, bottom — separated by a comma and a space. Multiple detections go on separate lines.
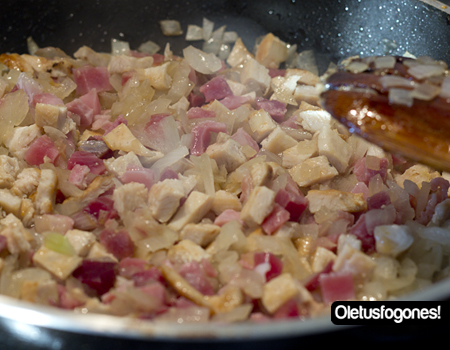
250, 162, 275, 187
333, 244, 376, 283
240, 186, 275, 228
103, 124, 163, 159
20, 198, 35, 228
240, 58, 271, 93
5, 124, 42, 159
167, 239, 211, 264
142, 62, 172, 90
21, 279, 59, 306
0, 189, 23, 217
0, 214, 32, 254
179, 222, 221, 247
261, 126, 298, 154
108, 55, 154, 74
317, 126, 351, 173
310, 246, 337, 273
294, 85, 319, 105
113, 182, 148, 219
104, 151, 143, 177
255, 33, 288, 69
285, 68, 320, 86
306, 189, 367, 213
282, 138, 318, 169
206, 285, 244, 314
148, 178, 196, 223
11, 168, 41, 197
35, 169, 57, 215
211, 190, 242, 215
35, 103, 67, 130
0, 155, 20, 189
86, 242, 118, 262
205, 135, 247, 173
288, 156, 338, 187
33, 246, 82, 280
261, 273, 299, 314
65, 229, 97, 257
297, 109, 331, 133
248, 109, 277, 142
373, 225, 414, 258
297, 101, 322, 113
337, 234, 362, 254
395, 164, 440, 189
168, 191, 214, 231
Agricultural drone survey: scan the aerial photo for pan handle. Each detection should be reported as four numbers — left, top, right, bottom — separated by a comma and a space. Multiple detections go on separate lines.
418, 0, 450, 14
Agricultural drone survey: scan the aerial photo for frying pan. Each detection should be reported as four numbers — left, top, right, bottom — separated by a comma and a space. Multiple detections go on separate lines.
1, 0, 450, 348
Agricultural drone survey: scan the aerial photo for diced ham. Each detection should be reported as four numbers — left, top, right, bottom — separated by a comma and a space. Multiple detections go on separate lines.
199, 75, 233, 103
102, 114, 128, 135
255, 97, 287, 123
132, 267, 165, 287
253, 252, 283, 282
280, 115, 299, 129
121, 70, 135, 86
57, 285, 85, 310
0, 235, 7, 253
99, 228, 135, 260
319, 271, 355, 304
67, 151, 106, 175
231, 127, 259, 152
72, 65, 113, 95
219, 95, 252, 110
159, 168, 179, 181
188, 89, 205, 108
66, 90, 102, 127
151, 53, 165, 66
68, 164, 90, 189
274, 188, 308, 222
213, 209, 243, 227
261, 203, 290, 235
367, 191, 391, 210
118, 257, 147, 278
353, 157, 389, 185
351, 181, 370, 200
138, 281, 166, 305
186, 107, 215, 119
83, 197, 118, 222
24, 135, 60, 166
268, 68, 286, 78
350, 214, 375, 252
272, 299, 300, 319
178, 260, 215, 295
191, 121, 227, 155
120, 165, 155, 189
304, 261, 333, 291
72, 260, 117, 296
13, 72, 43, 105
32, 92, 64, 107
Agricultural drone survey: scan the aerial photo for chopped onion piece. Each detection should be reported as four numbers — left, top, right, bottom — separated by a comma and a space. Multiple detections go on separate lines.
379, 75, 415, 89
223, 31, 238, 44
408, 64, 445, 80
151, 145, 189, 174
183, 46, 222, 75
202, 17, 215, 41
374, 56, 396, 69
159, 20, 183, 36
296, 50, 319, 76
345, 61, 369, 74
439, 76, 450, 99
388, 88, 413, 107
138, 40, 161, 55
186, 25, 204, 41
203, 25, 226, 55
111, 39, 130, 56
217, 44, 231, 61
27, 36, 39, 55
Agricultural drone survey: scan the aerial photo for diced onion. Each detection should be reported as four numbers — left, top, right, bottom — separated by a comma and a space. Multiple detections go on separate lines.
111, 39, 130, 56
27, 36, 39, 55
159, 20, 183, 36
186, 25, 204, 41
183, 46, 222, 74
388, 88, 413, 107
379, 75, 415, 89
345, 61, 369, 73
202, 18, 215, 41
374, 56, 396, 69
138, 40, 161, 55
439, 76, 450, 99
410, 82, 441, 101
408, 64, 445, 80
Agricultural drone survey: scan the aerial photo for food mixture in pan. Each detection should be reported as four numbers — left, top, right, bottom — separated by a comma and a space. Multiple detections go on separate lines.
0, 19, 450, 323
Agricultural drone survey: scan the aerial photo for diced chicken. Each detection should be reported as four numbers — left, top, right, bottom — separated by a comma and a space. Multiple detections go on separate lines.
306, 189, 367, 214
167, 239, 211, 264
205, 135, 247, 173
248, 109, 277, 143
35, 103, 67, 130
0, 155, 20, 189
0, 214, 32, 254
317, 126, 351, 173
240, 58, 271, 93
148, 178, 191, 223
332, 244, 376, 282
34, 169, 57, 215
207, 285, 244, 314
310, 246, 337, 273
179, 222, 221, 247
261, 273, 299, 314
297, 110, 331, 133
395, 164, 441, 189
269, 75, 299, 106
250, 162, 275, 187
10, 168, 41, 197
20, 198, 35, 228
284, 68, 320, 86
104, 152, 143, 177
226, 38, 254, 68
240, 186, 275, 228
0, 189, 23, 217
113, 182, 148, 219
337, 234, 362, 254
260, 126, 297, 154
255, 33, 288, 69
65, 229, 97, 257
5, 124, 42, 159
103, 123, 163, 159
168, 191, 214, 231
142, 62, 172, 90
33, 246, 82, 280
86, 242, 118, 262
211, 190, 242, 215
373, 225, 414, 257
293, 85, 319, 105
282, 138, 318, 168
288, 156, 338, 187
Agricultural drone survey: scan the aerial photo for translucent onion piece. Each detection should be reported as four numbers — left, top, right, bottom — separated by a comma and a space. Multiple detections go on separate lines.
0, 89, 29, 144
159, 20, 183, 36
410, 82, 441, 101
388, 88, 413, 107
27, 36, 39, 55
186, 25, 204, 41
439, 76, 450, 99
345, 61, 369, 74
111, 39, 130, 56
138, 40, 161, 55
374, 56, 396, 69
183, 46, 222, 75
202, 18, 215, 41
408, 64, 445, 80
296, 50, 319, 76
379, 75, 415, 89
151, 145, 189, 174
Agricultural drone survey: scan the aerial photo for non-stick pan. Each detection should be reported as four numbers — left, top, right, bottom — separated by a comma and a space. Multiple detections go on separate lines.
1, 0, 450, 348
